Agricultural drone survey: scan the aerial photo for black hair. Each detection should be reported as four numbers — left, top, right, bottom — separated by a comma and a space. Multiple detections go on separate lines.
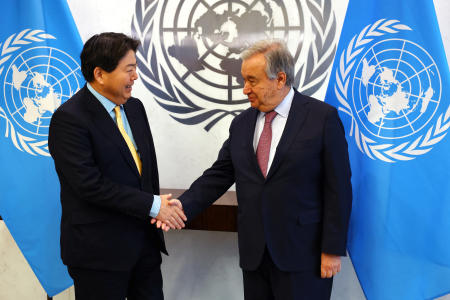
80, 32, 140, 82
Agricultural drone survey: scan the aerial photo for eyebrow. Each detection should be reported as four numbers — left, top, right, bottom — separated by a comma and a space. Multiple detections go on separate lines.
126, 63, 137, 67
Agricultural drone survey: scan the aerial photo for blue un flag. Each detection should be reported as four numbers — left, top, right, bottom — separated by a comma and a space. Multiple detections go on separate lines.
0, 0, 83, 296
325, 0, 450, 299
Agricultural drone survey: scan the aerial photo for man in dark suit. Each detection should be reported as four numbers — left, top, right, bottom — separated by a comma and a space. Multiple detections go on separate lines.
49, 32, 186, 300
159, 40, 352, 299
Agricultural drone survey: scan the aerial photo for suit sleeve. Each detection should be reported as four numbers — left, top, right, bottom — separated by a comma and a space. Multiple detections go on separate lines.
321, 107, 353, 256
48, 109, 153, 220
179, 124, 236, 221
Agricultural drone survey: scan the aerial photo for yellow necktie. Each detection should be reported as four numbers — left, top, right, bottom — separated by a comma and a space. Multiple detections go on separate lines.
114, 106, 142, 175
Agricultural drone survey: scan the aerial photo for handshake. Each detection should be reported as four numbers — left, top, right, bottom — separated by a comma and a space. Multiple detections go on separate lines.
151, 193, 187, 232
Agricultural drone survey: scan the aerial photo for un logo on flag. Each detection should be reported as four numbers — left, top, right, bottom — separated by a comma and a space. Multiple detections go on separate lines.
0, 29, 82, 156
334, 20, 449, 162
354, 39, 440, 140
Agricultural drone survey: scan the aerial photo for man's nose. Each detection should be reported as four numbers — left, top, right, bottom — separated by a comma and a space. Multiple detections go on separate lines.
243, 82, 251, 95
132, 69, 138, 80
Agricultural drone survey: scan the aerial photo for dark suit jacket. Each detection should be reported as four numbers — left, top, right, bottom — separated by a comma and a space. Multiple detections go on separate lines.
49, 85, 166, 271
179, 90, 352, 272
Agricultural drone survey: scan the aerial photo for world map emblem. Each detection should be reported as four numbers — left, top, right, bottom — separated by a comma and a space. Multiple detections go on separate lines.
132, 0, 337, 130
334, 19, 450, 163
0, 29, 82, 156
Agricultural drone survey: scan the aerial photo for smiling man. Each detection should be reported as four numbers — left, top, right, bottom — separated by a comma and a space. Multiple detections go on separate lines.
48, 32, 186, 300
161, 40, 353, 300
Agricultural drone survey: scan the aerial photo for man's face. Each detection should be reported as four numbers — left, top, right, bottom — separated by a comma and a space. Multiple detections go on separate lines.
241, 53, 281, 112
101, 50, 138, 105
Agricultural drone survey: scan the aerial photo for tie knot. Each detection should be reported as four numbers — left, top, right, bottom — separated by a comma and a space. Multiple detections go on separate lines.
264, 111, 277, 124
114, 106, 122, 121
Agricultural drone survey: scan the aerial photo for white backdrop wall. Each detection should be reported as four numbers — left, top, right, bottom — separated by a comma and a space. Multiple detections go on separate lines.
66, 0, 352, 190
1, 0, 449, 299
63, 0, 450, 192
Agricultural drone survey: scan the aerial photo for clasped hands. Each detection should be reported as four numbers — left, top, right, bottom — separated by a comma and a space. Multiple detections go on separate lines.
151, 193, 187, 232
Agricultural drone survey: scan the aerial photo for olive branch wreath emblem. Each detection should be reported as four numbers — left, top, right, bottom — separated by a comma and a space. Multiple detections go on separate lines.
0, 29, 56, 156
132, 0, 337, 131
334, 19, 450, 163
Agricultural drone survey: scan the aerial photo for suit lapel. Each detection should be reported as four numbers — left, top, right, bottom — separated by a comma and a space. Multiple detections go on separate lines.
266, 90, 309, 180
83, 88, 140, 178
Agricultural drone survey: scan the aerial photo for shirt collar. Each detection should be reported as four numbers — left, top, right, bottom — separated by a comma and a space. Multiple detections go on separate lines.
274, 87, 294, 118
258, 87, 294, 119
87, 82, 118, 113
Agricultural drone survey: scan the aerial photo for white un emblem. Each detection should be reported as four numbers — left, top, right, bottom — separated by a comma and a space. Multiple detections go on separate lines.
354, 39, 440, 140
334, 20, 449, 163
0, 29, 82, 156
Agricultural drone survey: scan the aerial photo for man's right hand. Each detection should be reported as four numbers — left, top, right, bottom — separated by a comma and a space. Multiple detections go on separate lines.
153, 194, 186, 231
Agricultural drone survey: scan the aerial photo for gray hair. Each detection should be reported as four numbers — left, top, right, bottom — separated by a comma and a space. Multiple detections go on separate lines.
240, 39, 294, 87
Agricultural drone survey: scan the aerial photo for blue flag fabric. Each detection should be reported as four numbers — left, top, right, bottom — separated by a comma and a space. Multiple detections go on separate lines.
325, 1, 450, 299
0, 0, 83, 296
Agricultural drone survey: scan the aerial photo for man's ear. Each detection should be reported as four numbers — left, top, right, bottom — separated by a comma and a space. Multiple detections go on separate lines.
277, 71, 287, 89
93, 67, 104, 85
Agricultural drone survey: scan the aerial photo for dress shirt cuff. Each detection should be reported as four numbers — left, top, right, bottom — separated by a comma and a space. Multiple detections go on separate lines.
149, 195, 161, 218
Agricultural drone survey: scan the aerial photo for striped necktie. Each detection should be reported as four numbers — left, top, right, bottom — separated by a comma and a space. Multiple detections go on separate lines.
256, 110, 277, 178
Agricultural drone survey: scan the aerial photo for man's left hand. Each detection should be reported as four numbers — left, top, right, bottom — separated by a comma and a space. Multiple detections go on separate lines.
320, 253, 341, 278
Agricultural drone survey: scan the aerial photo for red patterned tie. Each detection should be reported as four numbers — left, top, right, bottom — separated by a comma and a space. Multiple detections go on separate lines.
256, 111, 277, 178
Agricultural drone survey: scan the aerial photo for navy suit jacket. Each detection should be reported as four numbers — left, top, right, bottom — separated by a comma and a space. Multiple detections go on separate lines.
179, 90, 352, 272
49, 85, 166, 271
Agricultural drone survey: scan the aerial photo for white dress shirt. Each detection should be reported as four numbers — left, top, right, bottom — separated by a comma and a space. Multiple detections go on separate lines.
253, 87, 294, 172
